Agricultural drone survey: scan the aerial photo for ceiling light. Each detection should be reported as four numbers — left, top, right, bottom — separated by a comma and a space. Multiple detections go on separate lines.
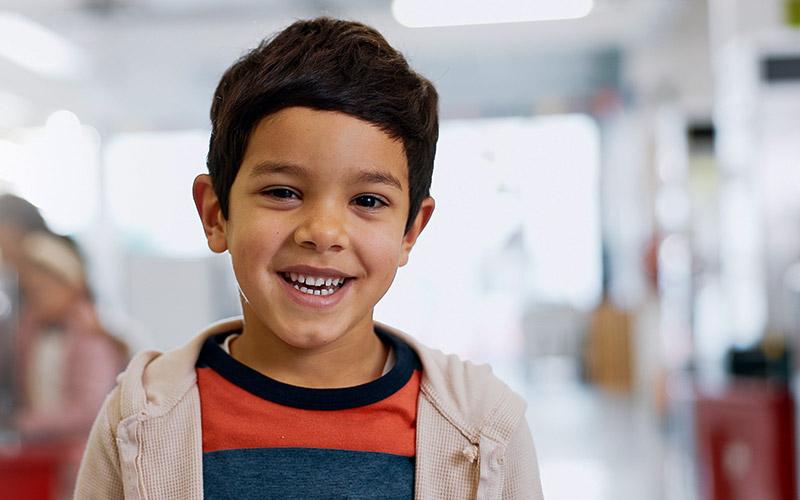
0, 12, 86, 80
392, 0, 594, 28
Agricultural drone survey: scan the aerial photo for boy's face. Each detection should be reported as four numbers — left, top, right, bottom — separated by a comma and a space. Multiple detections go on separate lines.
195, 106, 434, 350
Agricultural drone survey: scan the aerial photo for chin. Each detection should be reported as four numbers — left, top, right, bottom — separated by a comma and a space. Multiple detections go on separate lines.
277, 326, 342, 350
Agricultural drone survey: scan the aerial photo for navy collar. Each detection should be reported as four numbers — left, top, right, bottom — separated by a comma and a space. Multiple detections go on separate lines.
196, 325, 419, 411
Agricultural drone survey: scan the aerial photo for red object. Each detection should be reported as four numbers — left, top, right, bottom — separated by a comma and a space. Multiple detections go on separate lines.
0, 441, 81, 500
695, 380, 797, 500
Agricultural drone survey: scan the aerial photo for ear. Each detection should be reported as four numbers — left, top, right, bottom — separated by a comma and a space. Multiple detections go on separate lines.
399, 197, 435, 267
192, 174, 228, 253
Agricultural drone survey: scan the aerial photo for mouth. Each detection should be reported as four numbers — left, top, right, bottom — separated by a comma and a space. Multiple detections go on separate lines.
279, 271, 354, 297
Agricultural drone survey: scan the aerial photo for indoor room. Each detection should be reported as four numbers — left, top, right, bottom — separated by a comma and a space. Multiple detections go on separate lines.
1, 0, 799, 498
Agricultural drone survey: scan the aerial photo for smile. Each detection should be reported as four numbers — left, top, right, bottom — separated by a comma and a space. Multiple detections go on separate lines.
280, 272, 351, 297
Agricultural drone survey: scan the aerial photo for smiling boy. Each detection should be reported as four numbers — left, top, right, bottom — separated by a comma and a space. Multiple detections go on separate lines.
196, 107, 426, 389
75, 18, 543, 499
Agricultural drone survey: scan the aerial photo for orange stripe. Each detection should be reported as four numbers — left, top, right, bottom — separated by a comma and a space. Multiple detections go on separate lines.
197, 367, 419, 456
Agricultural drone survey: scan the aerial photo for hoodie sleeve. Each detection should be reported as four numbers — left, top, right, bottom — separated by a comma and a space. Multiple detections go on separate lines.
73, 387, 125, 499
501, 418, 545, 500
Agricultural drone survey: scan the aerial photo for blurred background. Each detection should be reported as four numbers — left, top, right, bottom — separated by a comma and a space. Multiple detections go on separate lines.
0, 0, 799, 498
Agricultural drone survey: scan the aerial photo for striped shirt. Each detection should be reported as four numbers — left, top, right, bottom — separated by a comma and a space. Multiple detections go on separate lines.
195, 327, 421, 499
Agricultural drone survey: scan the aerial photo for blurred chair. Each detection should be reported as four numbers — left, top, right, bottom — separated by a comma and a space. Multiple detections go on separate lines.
695, 380, 796, 500
0, 441, 72, 500
584, 296, 634, 393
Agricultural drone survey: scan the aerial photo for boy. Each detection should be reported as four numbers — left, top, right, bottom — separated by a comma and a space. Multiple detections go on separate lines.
75, 17, 543, 499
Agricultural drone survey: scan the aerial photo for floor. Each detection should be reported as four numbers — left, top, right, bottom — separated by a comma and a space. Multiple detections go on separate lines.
495, 356, 700, 500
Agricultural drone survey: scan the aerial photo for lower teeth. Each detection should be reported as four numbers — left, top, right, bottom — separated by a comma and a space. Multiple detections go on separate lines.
293, 284, 338, 296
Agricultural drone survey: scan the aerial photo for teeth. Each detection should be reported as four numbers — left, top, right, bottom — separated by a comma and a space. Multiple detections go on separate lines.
293, 284, 338, 296
284, 272, 349, 289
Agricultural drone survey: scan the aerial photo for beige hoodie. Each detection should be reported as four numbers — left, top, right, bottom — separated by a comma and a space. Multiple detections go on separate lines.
74, 317, 544, 499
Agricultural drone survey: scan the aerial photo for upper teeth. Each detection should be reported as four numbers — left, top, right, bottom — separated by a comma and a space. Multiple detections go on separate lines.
287, 273, 345, 286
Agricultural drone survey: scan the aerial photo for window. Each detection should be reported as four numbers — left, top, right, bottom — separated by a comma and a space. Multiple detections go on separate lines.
377, 114, 601, 357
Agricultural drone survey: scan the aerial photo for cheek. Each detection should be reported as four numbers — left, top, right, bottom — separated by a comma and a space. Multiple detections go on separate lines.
231, 219, 287, 261
33, 285, 73, 315
229, 225, 290, 290
53, 290, 74, 309
360, 230, 404, 278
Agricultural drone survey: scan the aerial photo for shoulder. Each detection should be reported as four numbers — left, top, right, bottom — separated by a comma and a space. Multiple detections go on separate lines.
111, 317, 244, 419
376, 322, 526, 441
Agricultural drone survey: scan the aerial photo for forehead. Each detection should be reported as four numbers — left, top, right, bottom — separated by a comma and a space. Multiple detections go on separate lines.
239, 107, 408, 191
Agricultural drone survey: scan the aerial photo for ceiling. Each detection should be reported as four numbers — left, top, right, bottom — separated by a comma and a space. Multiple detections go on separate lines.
0, 0, 705, 131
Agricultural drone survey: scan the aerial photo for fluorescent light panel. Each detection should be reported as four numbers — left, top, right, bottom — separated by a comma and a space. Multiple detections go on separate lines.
392, 0, 594, 27
0, 12, 86, 80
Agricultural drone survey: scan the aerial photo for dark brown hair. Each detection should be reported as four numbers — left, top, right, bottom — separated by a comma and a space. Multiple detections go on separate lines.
207, 17, 439, 233
0, 193, 48, 233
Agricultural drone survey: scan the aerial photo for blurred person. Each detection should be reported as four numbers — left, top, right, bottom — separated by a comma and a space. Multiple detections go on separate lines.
0, 193, 51, 435
0, 194, 150, 364
76, 17, 543, 499
0, 194, 127, 499
14, 232, 127, 439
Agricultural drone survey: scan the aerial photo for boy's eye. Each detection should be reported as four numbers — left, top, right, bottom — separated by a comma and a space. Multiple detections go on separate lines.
353, 195, 387, 209
262, 188, 299, 200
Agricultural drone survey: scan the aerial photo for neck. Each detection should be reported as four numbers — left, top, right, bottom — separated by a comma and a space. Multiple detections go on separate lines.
231, 312, 389, 389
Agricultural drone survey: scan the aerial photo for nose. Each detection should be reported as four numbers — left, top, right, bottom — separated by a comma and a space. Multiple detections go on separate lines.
293, 202, 349, 253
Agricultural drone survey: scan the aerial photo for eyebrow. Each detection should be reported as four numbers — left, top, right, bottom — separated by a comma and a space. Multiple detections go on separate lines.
248, 160, 403, 191
249, 161, 305, 179
352, 170, 403, 191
